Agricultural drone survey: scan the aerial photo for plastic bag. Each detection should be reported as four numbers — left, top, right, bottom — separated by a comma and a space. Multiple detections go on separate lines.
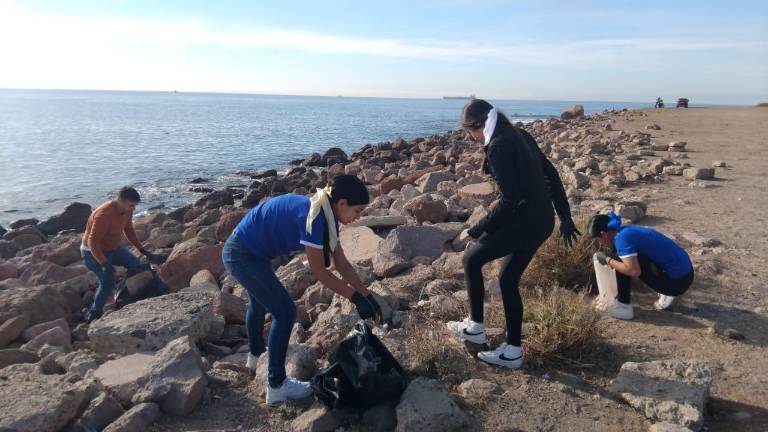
593, 253, 618, 309
311, 321, 407, 410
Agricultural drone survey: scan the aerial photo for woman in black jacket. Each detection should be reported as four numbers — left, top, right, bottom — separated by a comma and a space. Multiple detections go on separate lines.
447, 99, 580, 368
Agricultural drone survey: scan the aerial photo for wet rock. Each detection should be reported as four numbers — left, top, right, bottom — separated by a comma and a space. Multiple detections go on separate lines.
340, 226, 382, 267
88, 290, 215, 354
102, 402, 160, 432
374, 225, 454, 277
8, 218, 39, 230
160, 243, 224, 291
194, 189, 235, 210
0, 313, 30, 348
610, 360, 712, 430
36, 202, 92, 235
291, 406, 339, 432
458, 378, 503, 398
561, 104, 585, 120
395, 377, 469, 432
131, 336, 207, 415
0, 363, 91, 432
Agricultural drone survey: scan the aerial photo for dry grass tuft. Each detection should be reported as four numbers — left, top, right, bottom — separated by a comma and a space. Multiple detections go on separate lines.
404, 320, 470, 381
522, 219, 596, 290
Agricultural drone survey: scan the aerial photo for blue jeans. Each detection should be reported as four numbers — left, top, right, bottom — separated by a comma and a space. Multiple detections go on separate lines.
222, 234, 296, 388
83, 245, 147, 320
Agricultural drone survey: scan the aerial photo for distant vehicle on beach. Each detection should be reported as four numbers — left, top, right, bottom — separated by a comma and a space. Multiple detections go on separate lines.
443, 94, 476, 100
677, 98, 689, 108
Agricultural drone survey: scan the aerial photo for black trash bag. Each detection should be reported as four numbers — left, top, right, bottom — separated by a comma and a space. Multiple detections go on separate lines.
114, 265, 169, 310
311, 321, 407, 410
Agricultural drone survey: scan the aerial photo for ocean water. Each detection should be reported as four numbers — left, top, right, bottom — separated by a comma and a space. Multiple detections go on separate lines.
0, 89, 650, 225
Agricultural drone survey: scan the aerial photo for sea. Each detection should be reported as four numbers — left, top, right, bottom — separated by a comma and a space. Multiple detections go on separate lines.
0, 89, 653, 225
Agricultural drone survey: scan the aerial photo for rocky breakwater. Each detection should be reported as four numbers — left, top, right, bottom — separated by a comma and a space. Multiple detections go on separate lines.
0, 106, 725, 431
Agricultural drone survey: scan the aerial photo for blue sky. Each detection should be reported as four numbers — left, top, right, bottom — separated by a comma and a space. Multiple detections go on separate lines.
0, 0, 766, 103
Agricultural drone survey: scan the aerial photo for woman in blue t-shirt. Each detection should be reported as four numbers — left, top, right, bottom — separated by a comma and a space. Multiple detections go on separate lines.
588, 212, 694, 320
222, 175, 382, 406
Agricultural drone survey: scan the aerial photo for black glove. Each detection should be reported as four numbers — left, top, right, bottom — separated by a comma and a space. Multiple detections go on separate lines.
140, 248, 163, 265
595, 251, 608, 266
351, 292, 375, 320
467, 224, 483, 239
366, 294, 384, 323
559, 218, 581, 248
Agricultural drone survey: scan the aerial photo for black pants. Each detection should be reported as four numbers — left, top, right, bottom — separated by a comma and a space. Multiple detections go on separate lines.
463, 226, 547, 347
615, 254, 694, 303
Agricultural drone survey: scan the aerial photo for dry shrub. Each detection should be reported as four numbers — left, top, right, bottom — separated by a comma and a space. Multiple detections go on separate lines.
483, 288, 604, 368
405, 321, 469, 381
522, 219, 596, 290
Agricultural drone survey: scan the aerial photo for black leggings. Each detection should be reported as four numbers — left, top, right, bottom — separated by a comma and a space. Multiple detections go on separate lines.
615, 254, 694, 303
463, 229, 544, 347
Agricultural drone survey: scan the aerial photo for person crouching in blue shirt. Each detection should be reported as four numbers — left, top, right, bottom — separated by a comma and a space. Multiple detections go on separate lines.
222, 174, 382, 406
588, 212, 694, 320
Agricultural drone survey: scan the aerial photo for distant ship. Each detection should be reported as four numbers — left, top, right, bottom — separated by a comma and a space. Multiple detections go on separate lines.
443, 94, 475, 100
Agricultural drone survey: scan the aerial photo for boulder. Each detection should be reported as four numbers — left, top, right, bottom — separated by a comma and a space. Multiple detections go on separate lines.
380, 175, 406, 195
255, 343, 316, 382
683, 167, 715, 180
432, 252, 465, 280
0, 239, 22, 260
0, 348, 40, 369
0, 285, 69, 327
563, 170, 591, 189
276, 257, 317, 299
348, 215, 408, 230
379, 265, 435, 298
194, 189, 235, 210
88, 290, 216, 354
0, 261, 18, 281
416, 171, 457, 193
21, 318, 70, 342
560, 104, 585, 120
610, 360, 713, 430
410, 196, 448, 224
147, 227, 182, 249
340, 226, 382, 267
11, 233, 44, 250
19, 234, 82, 267
649, 423, 694, 432
216, 208, 248, 241
0, 363, 91, 432
102, 402, 160, 432
214, 291, 247, 324
3, 224, 46, 242
55, 349, 102, 377
8, 218, 38, 230
458, 378, 503, 399
93, 353, 155, 405
0, 314, 30, 348
131, 336, 207, 415
20, 261, 88, 286
457, 182, 495, 204
291, 406, 339, 432
21, 326, 71, 353
36, 202, 92, 235
395, 377, 469, 432
160, 243, 224, 291
70, 392, 125, 432
374, 226, 454, 277
190, 269, 219, 289
306, 302, 358, 356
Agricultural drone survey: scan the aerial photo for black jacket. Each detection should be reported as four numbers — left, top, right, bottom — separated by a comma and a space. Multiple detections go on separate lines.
470, 123, 572, 237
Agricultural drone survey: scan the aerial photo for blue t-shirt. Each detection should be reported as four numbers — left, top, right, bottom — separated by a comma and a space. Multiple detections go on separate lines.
613, 226, 692, 279
234, 194, 339, 259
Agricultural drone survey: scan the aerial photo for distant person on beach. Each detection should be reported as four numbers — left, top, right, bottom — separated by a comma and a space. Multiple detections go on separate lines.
589, 212, 694, 320
222, 174, 380, 406
446, 99, 580, 369
81, 187, 160, 321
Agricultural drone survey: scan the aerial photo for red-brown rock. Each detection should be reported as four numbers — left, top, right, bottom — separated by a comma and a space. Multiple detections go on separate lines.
159, 244, 224, 291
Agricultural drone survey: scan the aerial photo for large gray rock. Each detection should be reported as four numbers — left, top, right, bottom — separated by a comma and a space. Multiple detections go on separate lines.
0, 348, 40, 369
291, 406, 339, 432
416, 171, 456, 193
36, 202, 92, 235
348, 215, 408, 229
69, 392, 125, 432
93, 353, 155, 405
88, 290, 216, 354
610, 360, 713, 430
276, 257, 317, 299
373, 226, 454, 277
340, 226, 382, 267
102, 402, 160, 432
0, 363, 92, 432
0, 313, 30, 348
131, 336, 207, 415
395, 377, 469, 432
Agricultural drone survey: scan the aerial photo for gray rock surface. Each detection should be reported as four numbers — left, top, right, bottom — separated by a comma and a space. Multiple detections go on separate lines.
395, 377, 469, 432
102, 402, 161, 432
88, 290, 215, 354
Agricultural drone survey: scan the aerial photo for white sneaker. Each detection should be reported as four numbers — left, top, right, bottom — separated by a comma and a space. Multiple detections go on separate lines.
446, 317, 486, 344
265, 377, 313, 406
246, 353, 259, 372
603, 299, 634, 320
477, 343, 523, 369
654, 294, 675, 311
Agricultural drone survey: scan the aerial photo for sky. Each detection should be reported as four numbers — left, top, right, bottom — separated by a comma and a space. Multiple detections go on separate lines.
0, 0, 766, 104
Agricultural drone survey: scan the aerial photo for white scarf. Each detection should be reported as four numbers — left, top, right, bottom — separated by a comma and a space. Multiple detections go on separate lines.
483, 107, 509, 146
307, 186, 338, 252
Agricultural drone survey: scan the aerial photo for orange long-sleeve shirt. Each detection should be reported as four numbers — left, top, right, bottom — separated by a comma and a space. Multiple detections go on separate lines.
82, 200, 143, 264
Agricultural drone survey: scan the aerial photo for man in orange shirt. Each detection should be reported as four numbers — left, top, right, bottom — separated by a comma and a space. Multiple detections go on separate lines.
81, 187, 159, 321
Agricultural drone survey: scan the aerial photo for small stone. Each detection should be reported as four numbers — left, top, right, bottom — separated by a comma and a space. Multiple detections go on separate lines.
458, 378, 503, 398
102, 402, 161, 432
649, 422, 694, 432
291, 406, 339, 432
711, 161, 726, 168
722, 328, 745, 341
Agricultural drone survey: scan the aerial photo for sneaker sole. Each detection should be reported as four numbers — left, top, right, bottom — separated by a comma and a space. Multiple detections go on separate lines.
266, 393, 313, 407
477, 354, 523, 369
604, 311, 634, 320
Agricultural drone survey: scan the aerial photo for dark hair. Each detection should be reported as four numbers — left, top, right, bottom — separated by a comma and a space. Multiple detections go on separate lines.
461, 98, 512, 130
118, 186, 141, 203
329, 175, 369, 206
587, 214, 612, 237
